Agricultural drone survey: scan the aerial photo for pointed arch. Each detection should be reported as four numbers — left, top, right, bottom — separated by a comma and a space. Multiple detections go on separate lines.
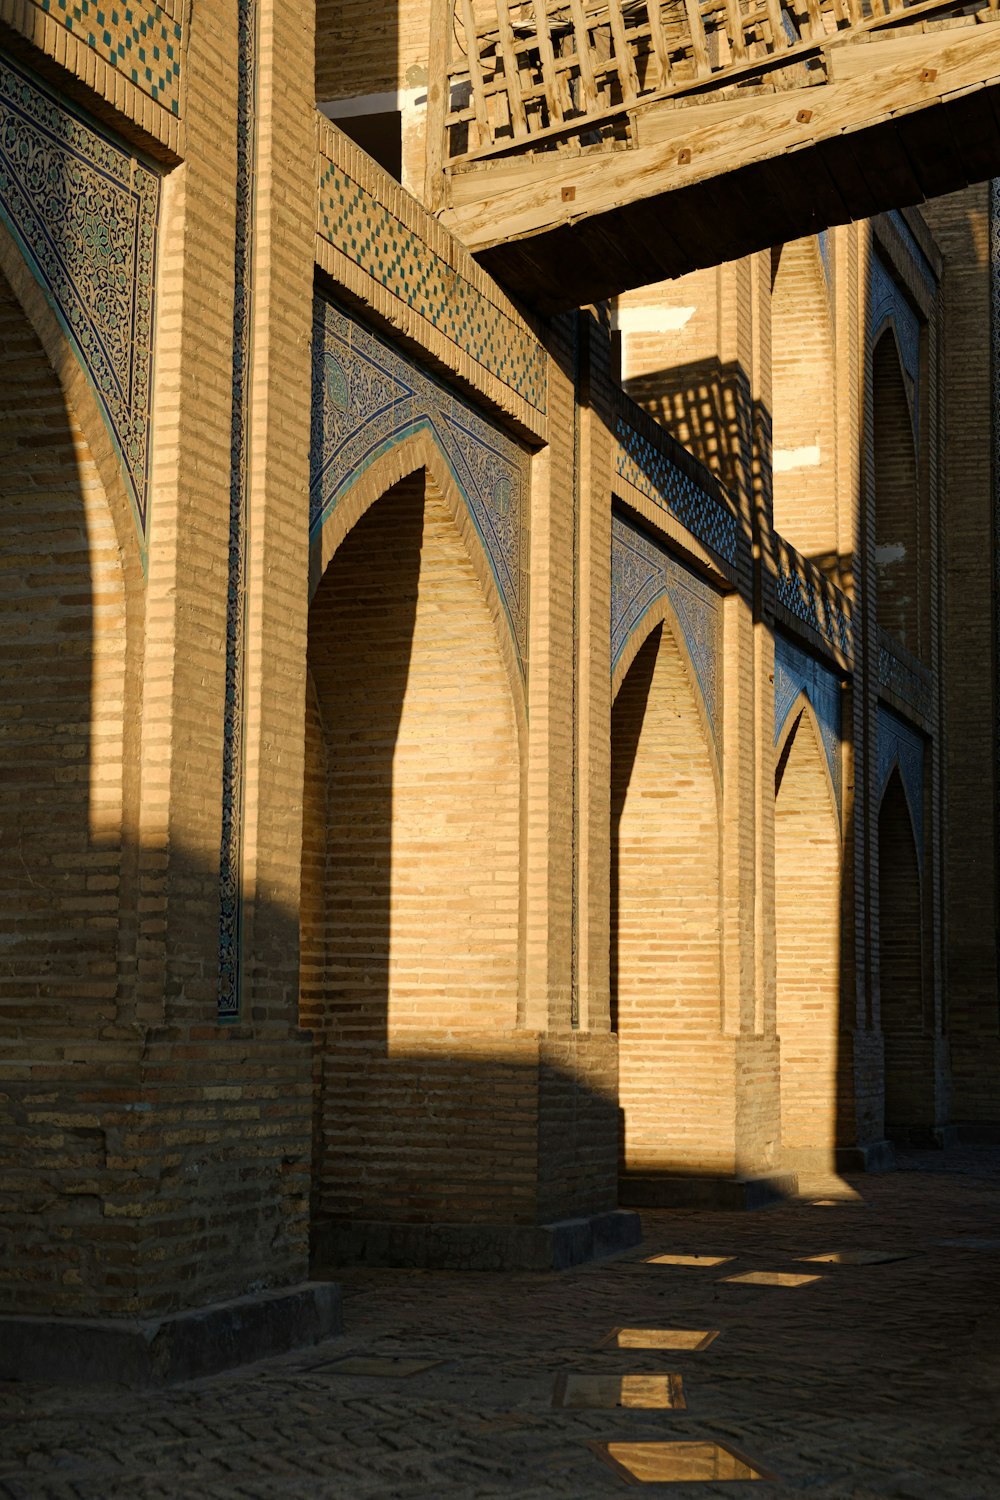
878, 767, 931, 1138
770, 236, 838, 573
611, 612, 728, 1180
872, 327, 921, 651
775, 691, 839, 827
774, 703, 842, 1171
612, 591, 721, 793
303, 463, 523, 1230
309, 426, 526, 730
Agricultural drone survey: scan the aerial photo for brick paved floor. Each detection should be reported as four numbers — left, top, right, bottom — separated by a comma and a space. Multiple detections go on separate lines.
2, 1146, 1000, 1498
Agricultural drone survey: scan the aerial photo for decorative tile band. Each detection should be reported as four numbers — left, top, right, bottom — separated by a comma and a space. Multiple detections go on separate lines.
26, 0, 183, 115
774, 631, 842, 818
317, 154, 547, 416
611, 510, 721, 749
877, 628, 934, 723
887, 209, 937, 296
774, 541, 853, 663
614, 412, 738, 567
217, 0, 257, 1021
0, 53, 158, 540
869, 248, 921, 440
877, 703, 925, 862
311, 294, 530, 673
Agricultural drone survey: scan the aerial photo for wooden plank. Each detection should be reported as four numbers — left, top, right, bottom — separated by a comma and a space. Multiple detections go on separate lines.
606, 0, 642, 102
645, 0, 674, 90
459, 0, 493, 149
724, 0, 749, 60
531, 0, 567, 125
896, 102, 968, 198
424, 0, 453, 211
684, 0, 713, 75
495, 0, 530, 135
936, 78, 1000, 182
567, 0, 602, 111
441, 27, 1000, 249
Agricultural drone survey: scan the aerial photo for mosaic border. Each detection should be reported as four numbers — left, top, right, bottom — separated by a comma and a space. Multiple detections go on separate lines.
310, 294, 530, 675
0, 52, 158, 542
774, 631, 842, 819
24, 0, 183, 115
774, 546, 853, 663
317, 146, 547, 420
217, 0, 257, 1020
614, 412, 738, 568
611, 510, 722, 752
876, 628, 933, 724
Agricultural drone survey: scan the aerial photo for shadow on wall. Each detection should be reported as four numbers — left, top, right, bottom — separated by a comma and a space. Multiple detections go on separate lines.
623, 355, 751, 500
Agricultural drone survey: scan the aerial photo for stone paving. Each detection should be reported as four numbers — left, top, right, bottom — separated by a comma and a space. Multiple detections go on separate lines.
2, 1146, 1000, 1498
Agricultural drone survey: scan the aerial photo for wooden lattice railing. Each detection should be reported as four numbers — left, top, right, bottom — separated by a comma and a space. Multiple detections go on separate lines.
431, 0, 996, 168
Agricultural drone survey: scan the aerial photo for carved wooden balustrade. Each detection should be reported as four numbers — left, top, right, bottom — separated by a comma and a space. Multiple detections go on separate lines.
430, 0, 996, 176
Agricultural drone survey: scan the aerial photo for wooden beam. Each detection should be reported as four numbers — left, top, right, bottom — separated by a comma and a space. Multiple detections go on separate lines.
439, 27, 1000, 251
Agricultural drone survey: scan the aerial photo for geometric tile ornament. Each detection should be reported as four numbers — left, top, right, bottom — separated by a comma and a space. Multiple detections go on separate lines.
0, 53, 159, 540
310, 294, 530, 673
888, 210, 937, 296
611, 510, 722, 751
317, 160, 546, 416
869, 248, 921, 442
614, 411, 738, 567
877, 703, 924, 865
20, 0, 184, 115
877, 629, 934, 723
774, 631, 842, 819
774, 551, 853, 661
217, 0, 258, 1020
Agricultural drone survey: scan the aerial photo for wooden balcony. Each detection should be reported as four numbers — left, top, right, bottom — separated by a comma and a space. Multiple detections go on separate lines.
425, 0, 1000, 309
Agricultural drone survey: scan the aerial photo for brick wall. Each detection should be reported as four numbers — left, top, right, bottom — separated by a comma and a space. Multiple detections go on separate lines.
304, 470, 523, 1223
872, 333, 921, 652
774, 708, 842, 1170
770, 237, 838, 573
611, 620, 732, 1174
878, 771, 930, 1133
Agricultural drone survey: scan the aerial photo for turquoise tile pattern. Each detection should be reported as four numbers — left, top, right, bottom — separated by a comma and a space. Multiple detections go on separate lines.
317, 160, 547, 417
311, 294, 530, 674
611, 511, 721, 749
34, 0, 183, 115
614, 413, 738, 567
0, 53, 159, 538
775, 553, 853, 661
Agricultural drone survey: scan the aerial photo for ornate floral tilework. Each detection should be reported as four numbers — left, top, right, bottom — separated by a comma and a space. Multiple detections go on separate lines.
614, 414, 738, 567
611, 511, 721, 748
877, 703, 925, 861
869, 249, 921, 439
311, 294, 530, 673
29, 0, 183, 114
775, 554, 853, 662
774, 632, 842, 818
317, 160, 547, 415
0, 54, 158, 538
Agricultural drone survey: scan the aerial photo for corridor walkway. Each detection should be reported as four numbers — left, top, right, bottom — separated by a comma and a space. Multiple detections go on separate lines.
3, 1148, 999, 1498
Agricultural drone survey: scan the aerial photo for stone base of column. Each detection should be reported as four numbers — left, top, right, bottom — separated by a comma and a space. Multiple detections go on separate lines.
619, 1173, 798, 1211
0, 1281, 342, 1388
314, 1209, 642, 1272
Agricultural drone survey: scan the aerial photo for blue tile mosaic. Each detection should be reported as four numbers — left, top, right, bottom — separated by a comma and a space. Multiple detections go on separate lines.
30, 0, 183, 114
775, 551, 853, 662
310, 294, 529, 673
218, 0, 257, 1020
0, 53, 159, 540
869, 248, 921, 440
877, 630, 933, 723
317, 159, 547, 415
611, 511, 721, 749
614, 413, 738, 567
877, 703, 924, 863
774, 632, 842, 817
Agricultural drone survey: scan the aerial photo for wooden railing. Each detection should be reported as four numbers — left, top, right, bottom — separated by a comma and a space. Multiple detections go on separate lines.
430, 0, 997, 169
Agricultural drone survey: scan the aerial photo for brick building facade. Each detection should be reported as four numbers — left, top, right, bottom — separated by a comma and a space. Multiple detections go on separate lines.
1, 0, 999, 1381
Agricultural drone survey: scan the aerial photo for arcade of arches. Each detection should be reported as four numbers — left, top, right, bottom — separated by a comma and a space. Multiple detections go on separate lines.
1, 10, 1000, 1379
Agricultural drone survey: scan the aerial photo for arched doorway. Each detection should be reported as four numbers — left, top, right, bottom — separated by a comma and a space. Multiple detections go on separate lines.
611, 615, 726, 1184
774, 705, 841, 1171
302, 464, 522, 1235
0, 263, 128, 1311
878, 769, 929, 1139
872, 331, 921, 653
